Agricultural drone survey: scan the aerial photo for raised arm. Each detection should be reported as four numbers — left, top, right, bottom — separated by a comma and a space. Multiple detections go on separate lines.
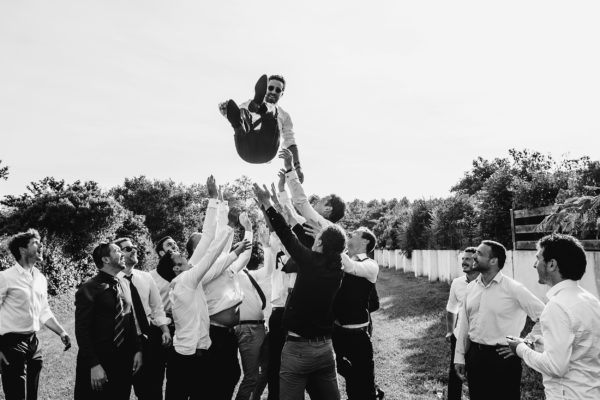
340, 254, 378, 283
228, 212, 254, 273
189, 176, 219, 266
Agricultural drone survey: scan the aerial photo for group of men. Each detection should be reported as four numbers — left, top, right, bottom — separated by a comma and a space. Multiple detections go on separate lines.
0, 143, 384, 400
445, 237, 600, 400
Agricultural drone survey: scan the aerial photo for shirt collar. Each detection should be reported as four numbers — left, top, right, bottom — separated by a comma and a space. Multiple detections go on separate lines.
97, 270, 119, 283
476, 271, 504, 287
13, 262, 37, 277
546, 279, 578, 299
352, 253, 368, 261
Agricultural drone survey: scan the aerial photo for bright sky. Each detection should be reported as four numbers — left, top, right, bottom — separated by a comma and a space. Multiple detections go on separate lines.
1, 0, 600, 202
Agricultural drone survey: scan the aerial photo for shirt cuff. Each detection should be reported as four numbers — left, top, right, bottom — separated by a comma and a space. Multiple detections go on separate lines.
516, 342, 529, 359
285, 170, 299, 180
207, 198, 219, 208
454, 352, 465, 365
153, 316, 172, 327
40, 310, 55, 326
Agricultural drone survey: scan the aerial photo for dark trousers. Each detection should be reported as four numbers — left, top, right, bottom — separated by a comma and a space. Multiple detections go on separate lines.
332, 325, 376, 400
165, 349, 207, 400
447, 335, 462, 400
74, 346, 135, 400
267, 307, 286, 400
465, 342, 522, 400
203, 325, 241, 400
234, 108, 280, 164
133, 325, 171, 400
0, 332, 43, 400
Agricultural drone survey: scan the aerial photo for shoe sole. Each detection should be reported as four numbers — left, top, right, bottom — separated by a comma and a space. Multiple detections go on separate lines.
253, 74, 268, 104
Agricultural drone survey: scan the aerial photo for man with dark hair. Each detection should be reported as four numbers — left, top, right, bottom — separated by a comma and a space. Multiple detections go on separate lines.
0, 229, 71, 400
444, 247, 479, 400
507, 234, 600, 399
114, 237, 172, 400
279, 148, 345, 225
254, 183, 346, 400
75, 242, 143, 400
454, 240, 545, 400
331, 226, 381, 400
155, 236, 179, 258
220, 74, 303, 180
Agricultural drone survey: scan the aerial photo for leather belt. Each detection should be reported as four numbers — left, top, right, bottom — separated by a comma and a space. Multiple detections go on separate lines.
286, 334, 331, 343
238, 320, 265, 325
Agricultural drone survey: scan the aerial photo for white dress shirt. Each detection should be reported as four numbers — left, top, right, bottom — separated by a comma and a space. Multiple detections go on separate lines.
285, 170, 331, 229
0, 263, 55, 334
234, 100, 296, 149
268, 233, 296, 308
341, 253, 378, 283
446, 275, 473, 337
516, 280, 600, 400
455, 271, 545, 364
120, 269, 170, 327
170, 224, 234, 355
149, 269, 171, 315
238, 263, 273, 321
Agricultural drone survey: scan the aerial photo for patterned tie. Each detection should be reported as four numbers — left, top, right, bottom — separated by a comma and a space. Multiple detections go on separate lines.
124, 274, 150, 337
113, 282, 126, 348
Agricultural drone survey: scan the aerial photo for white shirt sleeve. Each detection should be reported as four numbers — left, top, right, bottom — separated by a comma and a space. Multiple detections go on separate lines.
277, 190, 306, 225
185, 226, 235, 289
446, 279, 460, 313
513, 281, 545, 322
146, 274, 171, 327
38, 274, 55, 325
228, 231, 254, 273
341, 254, 378, 283
285, 170, 329, 228
454, 290, 470, 365
516, 301, 572, 377
189, 198, 220, 266
254, 246, 276, 282
279, 108, 296, 148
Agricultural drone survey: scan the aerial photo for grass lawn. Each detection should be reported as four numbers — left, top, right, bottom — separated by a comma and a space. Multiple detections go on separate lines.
0, 268, 544, 400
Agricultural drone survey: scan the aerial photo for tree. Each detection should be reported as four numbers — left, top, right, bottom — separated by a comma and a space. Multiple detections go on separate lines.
0, 160, 8, 181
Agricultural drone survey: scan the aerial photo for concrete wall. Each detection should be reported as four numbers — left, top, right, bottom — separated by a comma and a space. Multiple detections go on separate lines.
375, 249, 600, 300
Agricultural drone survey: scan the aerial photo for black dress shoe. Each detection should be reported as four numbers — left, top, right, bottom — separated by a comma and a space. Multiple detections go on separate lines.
226, 99, 242, 128
253, 74, 268, 104
376, 386, 385, 399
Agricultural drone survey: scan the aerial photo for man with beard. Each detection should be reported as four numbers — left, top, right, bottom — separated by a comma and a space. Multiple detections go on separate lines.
114, 237, 172, 400
507, 234, 600, 399
75, 242, 143, 400
444, 247, 479, 400
454, 240, 544, 400
221, 74, 304, 181
0, 229, 71, 400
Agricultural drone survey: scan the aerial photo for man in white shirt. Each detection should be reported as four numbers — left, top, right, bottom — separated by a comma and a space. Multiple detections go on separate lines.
507, 234, 600, 400
114, 237, 172, 400
332, 227, 380, 400
454, 240, 545, 400
444, 247, 479, 400
234, 224, 275, 400
0, 229, 71, 400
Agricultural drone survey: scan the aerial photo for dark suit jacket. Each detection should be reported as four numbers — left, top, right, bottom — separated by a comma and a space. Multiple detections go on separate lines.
75, 271, 140, 368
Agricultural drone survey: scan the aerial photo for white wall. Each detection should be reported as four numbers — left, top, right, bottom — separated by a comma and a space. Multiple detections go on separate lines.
375, 249, 600, 300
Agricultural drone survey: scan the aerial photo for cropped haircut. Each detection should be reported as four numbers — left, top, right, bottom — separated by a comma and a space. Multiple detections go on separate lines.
538, 234, 587, 280
155, 236, 173, 255
356, 227, 377, 254
463, 246, 477, 254
156, 251, 177, 283
8, 229, 41, 261
326, 194, 346, 223
320, 224, 347, 257
268, 75, 286, 90
113, 237, 132, 248
481, 240, 507, 269
92, 242, 113, 269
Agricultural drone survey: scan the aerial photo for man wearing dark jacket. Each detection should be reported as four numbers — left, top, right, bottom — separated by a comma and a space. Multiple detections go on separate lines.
254, 183, 346, 400
74, 242, 143, 400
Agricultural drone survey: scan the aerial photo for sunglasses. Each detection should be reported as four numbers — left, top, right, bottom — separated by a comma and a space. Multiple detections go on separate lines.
121, 245, 138, 253
268, 86, 282, 94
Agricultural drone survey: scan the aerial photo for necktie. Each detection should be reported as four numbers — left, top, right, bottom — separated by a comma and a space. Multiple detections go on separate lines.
124, 274, 151, 337
113, 282, 126, 348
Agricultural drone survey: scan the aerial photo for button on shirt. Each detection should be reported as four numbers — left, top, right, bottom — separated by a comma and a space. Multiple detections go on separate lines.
120, 269, 170, 327
516, 280, 600, 400
446, 276, 472, 337
0, 263, 55, 334
454, 271, 545, 364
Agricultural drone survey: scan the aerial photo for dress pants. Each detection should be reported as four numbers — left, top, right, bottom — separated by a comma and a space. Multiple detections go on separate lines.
133, 325, 172, 400
204, 325, 241, 400
332, 325, 376, 400
279, 337, 340, 400
165, 348, 207, 400
266, 307, 286, 400
465, 342, 522, 400
447, 335, 463, 400
0, 332, 43, 400
74, 346, 136, 400
234, 323, 267, 400
234, 108, 280, 164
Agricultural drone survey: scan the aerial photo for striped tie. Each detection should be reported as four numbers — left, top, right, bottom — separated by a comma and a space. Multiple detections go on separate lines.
113, 282, 126, 348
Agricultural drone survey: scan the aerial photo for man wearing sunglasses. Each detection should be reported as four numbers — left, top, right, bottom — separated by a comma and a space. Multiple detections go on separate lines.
115, 237, 172, 400
220, 74, 304, 182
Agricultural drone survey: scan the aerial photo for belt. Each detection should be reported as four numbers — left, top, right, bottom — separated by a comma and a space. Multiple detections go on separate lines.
238, 320, 265, 325
210, 323, 236, 334
470, 342, 500, 351
286, 334, 331, 343
335, 324, 369, 333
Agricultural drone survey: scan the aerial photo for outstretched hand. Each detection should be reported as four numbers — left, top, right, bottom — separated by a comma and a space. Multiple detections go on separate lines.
239, 212, 252, 231
277, 169, 287, 192
258, 224, 270, 247
207, 175, 218, 199
253, 183, 272, 210
233, 239, 252, 255
303, 220, 320, 238
278, 149, 293, 170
